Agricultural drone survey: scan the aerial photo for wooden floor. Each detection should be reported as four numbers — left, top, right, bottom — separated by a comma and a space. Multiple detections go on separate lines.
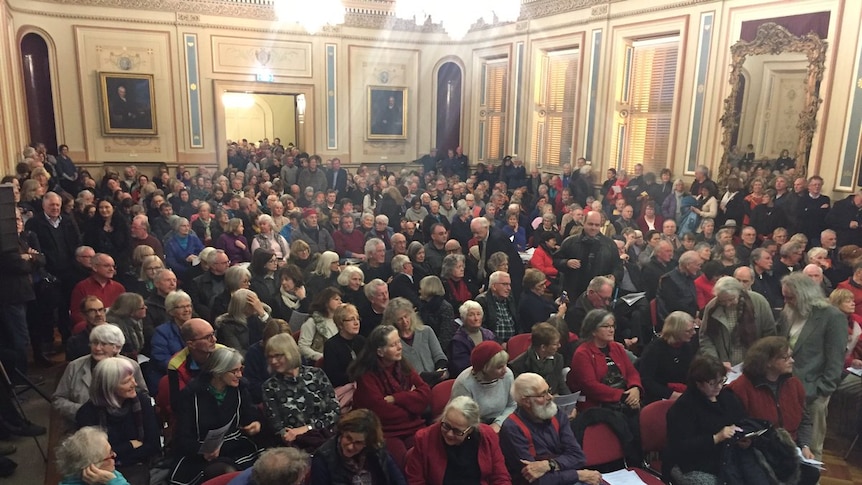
821, 435, 862, 485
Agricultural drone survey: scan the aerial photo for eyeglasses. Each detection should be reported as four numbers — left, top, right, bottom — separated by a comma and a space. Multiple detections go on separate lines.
191, 332, 216, 342
85, 307, 106, 314
440, 421, 472, 436
98, 450, 117, 463
227, 366, 244, 376
706, 376, 728, 387
525, 388, 553, 399
341, 434, 366, 448
174, 304, 193, 311
598, 323, 616, 329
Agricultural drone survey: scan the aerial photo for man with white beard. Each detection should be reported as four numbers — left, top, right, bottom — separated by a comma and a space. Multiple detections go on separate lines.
499, 373, 602, 485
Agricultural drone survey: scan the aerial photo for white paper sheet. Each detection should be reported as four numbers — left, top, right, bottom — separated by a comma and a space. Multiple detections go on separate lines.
198, 421, 233, 455
725, 363, 743, 385
846, 366, 862, 377
601, 469, 648, 485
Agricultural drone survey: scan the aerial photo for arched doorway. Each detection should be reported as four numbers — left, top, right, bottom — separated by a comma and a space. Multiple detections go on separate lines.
20, 32, 57, 154
436, 62, 462, 153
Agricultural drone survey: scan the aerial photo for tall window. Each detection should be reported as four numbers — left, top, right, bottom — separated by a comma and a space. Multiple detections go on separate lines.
531, 48, 579, 168
479, 59, 508, 162
610, 35, 680, 175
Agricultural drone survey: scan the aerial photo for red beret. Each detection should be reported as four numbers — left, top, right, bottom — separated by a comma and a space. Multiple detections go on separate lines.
470, 340, 504, 371
302, 208, 318, 219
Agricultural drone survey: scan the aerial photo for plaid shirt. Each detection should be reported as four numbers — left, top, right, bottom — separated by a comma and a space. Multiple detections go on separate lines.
493, 296, 517, 343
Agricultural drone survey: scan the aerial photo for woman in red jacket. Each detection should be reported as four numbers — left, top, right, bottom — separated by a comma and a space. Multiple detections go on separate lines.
349, 324, 431, 448
727, 336, 819, 485
567, 309, 642, 412
529, 232, 558, 281
405, 396, 510, 485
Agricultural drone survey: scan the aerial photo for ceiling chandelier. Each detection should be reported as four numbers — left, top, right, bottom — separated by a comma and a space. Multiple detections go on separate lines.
394, 0, 522, 39
273, 0, 346, 34
273, 0, 521, 38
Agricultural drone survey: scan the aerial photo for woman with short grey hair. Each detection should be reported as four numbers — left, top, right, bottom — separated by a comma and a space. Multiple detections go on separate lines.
53, 325, 147, 423
151, 290, 194, 379
441, 253, 476, 314
75, 358, 160, 485
58, 426, 130, 485
251, 213, 290, 262
405, 394, 509, 484
700, 276, 776, 367
171, 347, 262, 485
449, 300, 495, 376
164, 216, 204, 282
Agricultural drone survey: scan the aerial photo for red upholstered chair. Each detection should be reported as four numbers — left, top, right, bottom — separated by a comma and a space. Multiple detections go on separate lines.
649, 299, 660, 337
581, 422, 664, 484
431, 379, 455, 419
200, 470, 241, 485
506, 334, 532, 361
640, 399, 675, 478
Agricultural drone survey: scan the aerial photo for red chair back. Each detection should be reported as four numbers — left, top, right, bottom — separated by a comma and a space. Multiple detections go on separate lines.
649, 299, 659, 336
507, 334, 532, 361
431, 379, 455, 419
640, 399, 673, 453
201, 471, 241, 485
582, 422, 626, 467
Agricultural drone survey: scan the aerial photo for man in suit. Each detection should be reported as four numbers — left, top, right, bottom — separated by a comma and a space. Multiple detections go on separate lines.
780, 272, 846, 460
327, 157, 348, 196
470, 216, 526, 302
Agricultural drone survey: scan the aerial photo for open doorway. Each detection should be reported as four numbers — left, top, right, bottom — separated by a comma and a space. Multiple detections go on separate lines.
214, 81, 315, 168
222, 92, 299, 147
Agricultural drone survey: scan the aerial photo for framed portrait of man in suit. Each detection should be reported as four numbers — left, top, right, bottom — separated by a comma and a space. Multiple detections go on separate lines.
99, 72, 157, 136
367, 86, 407, 140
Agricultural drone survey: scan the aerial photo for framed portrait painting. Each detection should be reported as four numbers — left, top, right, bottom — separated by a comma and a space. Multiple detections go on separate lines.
99, 72, 157, 136
367, 86, 407, 140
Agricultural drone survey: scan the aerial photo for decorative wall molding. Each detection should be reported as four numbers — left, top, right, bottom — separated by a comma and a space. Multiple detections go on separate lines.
211, 36, 312, 77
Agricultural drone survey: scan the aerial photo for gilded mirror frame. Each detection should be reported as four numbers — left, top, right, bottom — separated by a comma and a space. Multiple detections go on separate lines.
717, 22, 827, 188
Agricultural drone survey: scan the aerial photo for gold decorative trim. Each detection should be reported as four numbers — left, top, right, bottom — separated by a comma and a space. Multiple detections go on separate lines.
717, 22, 827, 188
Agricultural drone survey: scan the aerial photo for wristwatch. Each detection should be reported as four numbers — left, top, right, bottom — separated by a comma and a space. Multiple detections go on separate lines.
547, 459, 559, 472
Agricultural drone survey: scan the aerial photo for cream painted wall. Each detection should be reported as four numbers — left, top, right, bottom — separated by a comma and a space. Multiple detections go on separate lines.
223, 93, 297, 146
3, 0, 861, 196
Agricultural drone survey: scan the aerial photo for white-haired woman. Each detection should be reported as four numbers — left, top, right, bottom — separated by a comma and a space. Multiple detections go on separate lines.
58, 426, 130, 485
387, 297, 449, 386
305, 251, 341, 296
164, 216, 204, 283
151, 290, 195, 378
405, 396, 509, 485
75, 358, 160, 485
171, 347, 261, 485
251, 213, 290, 263
263, 333, 340, 452
215, 289, 271, 356
449, 300, 496, 376
337, 265, 367, 308
53, 324, 147, 424
451, 341, 515, 432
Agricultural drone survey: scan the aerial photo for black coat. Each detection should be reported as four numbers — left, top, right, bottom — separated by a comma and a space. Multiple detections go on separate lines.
825, 195, 862, 247
479, 227, 526, 301
0, 232, 43, 305
25, 213, 80, 278
83, 213, 131, 272
553, 233, 622, 300
667, 387, 747, 476
657, 268, 698, 322
518, 290, 558, 332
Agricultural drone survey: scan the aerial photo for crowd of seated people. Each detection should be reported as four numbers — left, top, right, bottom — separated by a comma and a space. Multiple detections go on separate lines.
0, 140, 859, 482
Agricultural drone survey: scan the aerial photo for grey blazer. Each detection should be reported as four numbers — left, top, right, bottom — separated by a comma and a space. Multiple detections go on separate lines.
781, 304, 847, 399
52, 354, 148, 423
